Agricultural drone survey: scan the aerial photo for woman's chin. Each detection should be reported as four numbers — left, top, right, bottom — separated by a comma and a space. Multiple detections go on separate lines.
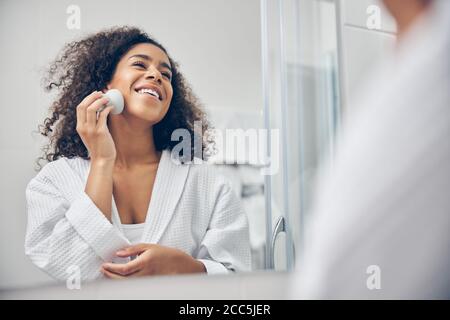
125, 107, 165, 123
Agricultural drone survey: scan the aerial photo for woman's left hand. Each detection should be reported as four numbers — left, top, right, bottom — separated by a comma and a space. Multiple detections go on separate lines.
100, 244, 206, 279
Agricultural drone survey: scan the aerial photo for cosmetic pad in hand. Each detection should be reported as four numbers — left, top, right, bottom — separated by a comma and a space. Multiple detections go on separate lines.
102, 89, 124, 114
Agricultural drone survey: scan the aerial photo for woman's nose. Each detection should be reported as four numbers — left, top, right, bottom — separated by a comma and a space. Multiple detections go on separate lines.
145, 66, 162, 84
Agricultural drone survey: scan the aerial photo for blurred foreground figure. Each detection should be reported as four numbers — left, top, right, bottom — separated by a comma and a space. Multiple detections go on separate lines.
292, 0, 449, 299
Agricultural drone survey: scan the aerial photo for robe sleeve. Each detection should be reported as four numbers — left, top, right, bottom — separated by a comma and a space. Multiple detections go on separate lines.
195, 180, 252, 274
24, 167, 129, 282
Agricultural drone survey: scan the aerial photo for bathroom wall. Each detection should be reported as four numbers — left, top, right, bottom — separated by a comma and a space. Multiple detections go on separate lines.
337, 0, 396, 112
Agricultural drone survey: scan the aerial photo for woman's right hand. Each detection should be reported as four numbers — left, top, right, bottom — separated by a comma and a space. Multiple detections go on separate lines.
76, 91, 117, 162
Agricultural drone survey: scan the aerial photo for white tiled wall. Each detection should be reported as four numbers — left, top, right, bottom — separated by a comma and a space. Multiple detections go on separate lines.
341, 26, 396, 103
338, 0, 397, 111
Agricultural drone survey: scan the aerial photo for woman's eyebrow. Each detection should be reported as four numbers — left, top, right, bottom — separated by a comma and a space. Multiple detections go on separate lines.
128, 54, 172, 72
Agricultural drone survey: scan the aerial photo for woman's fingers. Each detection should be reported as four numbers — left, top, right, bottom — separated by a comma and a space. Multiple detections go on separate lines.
75, 90, 117, 161
76, 91, 103, 125
96, 105, 114, 128
102, 259, 142, 276
116, 244, 151, 257
101, 267, 126, 280
86, 96, 110, 127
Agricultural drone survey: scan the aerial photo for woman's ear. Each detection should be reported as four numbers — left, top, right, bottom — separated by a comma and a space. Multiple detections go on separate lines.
101, 84, 112, 94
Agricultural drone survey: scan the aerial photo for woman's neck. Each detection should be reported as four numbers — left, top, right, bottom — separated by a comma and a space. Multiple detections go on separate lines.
108, 116, 161, 169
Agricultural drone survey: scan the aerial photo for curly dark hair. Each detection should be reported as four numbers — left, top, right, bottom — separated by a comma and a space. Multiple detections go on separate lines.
35, 26, 212, 171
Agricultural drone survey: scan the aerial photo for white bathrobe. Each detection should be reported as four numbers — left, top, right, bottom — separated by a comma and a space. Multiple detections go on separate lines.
25, 149, 251, 281
291, 0, 450, 299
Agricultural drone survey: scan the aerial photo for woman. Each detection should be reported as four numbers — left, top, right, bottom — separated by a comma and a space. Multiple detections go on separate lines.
25, 26, 251, 281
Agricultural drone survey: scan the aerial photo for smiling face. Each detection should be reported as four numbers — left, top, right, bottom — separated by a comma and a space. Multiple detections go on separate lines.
106, 43, 173, 125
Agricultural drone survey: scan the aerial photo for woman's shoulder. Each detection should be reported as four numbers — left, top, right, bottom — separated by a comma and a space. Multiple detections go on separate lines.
27, 157, 89, 198
187, 159, 228, 182
185, 160, 237, 196
34, 157, 89, 181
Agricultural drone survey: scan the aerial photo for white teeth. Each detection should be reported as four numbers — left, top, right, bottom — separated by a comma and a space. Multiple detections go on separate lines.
137, 88, 160, 99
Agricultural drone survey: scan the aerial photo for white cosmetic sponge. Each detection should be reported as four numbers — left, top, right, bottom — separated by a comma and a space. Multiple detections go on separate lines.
103, 89, 124, 114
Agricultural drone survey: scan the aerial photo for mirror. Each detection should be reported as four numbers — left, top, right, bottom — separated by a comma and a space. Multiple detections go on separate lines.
0, 0, 396, 293
0, 0, 265, 289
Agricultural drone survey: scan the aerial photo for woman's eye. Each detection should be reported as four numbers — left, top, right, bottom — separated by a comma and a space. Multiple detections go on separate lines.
132, 61, 171, 80
132, 61, 146, 68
